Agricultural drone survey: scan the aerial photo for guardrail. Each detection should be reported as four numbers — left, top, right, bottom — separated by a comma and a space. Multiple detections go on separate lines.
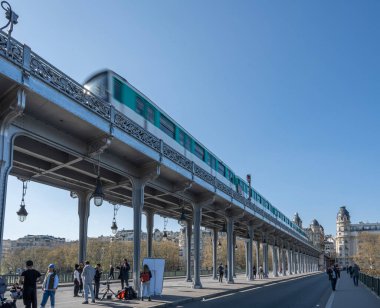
1, 269, 215, 285
359, 272, 380, 297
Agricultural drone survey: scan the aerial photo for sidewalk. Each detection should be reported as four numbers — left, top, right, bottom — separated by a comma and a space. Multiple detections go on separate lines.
326, 272, 380, 308
44, 272, 320, 307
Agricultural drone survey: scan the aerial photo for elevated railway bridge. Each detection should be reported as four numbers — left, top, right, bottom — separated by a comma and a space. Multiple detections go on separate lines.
0, 29, 320, 293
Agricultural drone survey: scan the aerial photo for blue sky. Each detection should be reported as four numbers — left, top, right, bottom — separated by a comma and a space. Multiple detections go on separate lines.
3, 0, 380, 240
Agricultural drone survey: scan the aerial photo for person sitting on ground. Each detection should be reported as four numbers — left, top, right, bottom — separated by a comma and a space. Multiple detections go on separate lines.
140, 264, 152, 301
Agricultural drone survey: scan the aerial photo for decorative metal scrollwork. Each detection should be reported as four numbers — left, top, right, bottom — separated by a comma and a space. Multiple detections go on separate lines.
163, 144, 192, 171
194, 164, 215, 185
30, 54, 110, 119
0, 30, 22, 65
114, 112, 161, 152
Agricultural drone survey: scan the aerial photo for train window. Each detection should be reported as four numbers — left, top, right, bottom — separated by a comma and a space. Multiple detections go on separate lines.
194, 142, 205, 160
113, 79, 123, 102
217, 161, 225, 176
185, 136, 191, 151
136, 97, 145, 116
160, 115, 175, 138
207, 154, 216, 169
147, 105, 155, 123
178, 130, 185, 146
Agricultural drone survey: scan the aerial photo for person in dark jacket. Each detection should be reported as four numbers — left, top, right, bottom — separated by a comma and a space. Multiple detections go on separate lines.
253, 265, 257, 279
352, 263, 360, 286
217, 263, 224, 282
117, 259, 130, 289
19, 260, 41, 308
94, 264, 102, 299
108, 264, 114, 280
327, 265, 339, 291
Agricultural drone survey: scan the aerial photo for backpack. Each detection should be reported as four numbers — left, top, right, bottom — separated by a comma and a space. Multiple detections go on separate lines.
116, 289, 126, 300
126, 286, 137, 300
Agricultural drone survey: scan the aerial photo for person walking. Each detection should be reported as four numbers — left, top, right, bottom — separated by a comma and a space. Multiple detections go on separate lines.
19, 260, 41, 308
217, 263, 224, 283
140, 264, 152, 301
40, 264, 59, 308
352, 263, 360, 286
94, 264, 102, 299
117, 259, 130, 289
259, 265, 264, 279
81, 261, 96, 304
73, 264, 81, 297
253, 265, 257, 279
327, 265, 339, 291
78, 263, 84, 294
108, 264, 114, 280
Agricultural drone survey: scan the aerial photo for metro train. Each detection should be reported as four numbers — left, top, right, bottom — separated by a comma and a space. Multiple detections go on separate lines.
84, 70, 307, 238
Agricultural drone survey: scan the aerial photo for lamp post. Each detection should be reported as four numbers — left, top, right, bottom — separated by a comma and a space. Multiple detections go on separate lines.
93, 155, 104, 207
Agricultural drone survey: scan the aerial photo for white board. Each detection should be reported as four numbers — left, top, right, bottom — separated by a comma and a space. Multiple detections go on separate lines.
142, 258, 165, 296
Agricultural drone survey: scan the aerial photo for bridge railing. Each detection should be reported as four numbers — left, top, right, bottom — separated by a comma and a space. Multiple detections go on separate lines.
359, 272, 380, 296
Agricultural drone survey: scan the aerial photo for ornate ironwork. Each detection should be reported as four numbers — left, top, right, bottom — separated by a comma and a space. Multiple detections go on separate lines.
163, 144, 192, 171
194, 164, 214, 185
215, 179, 233, 197
0, 30, 22, 65
30, 53, 110, 119
113, 112, 161, 152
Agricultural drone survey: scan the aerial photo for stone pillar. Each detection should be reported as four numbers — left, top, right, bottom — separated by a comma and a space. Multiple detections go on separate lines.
226, 217, 234, 283
247, 224, 254, 280
245, 241, 248, 277
145, 209, 154, 258
212, 228, 218, 280
186, 219, 192, 282
272, 244, 278, 277
294, 249, 298, 274
192, 203, 203, 289
78, 191, 91, 263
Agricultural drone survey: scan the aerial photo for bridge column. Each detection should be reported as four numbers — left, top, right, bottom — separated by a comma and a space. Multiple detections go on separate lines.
294, 249, 298, 274
256, 240, 260, 275
186, 219, 193, 282
0, 89, 25, 262
232, 232, 237, 278
245, 240, 248, 277
271, 242, 278, 277
192, 203, 203, 288
263, 238, 269, 278
281, 244, 286, 276
145, 209, 154, 258
287, 247, 292, 275
212, 228, 218, 280
247, 224, 254, 281
78, 191, 91, 263
226, 216, 234, 283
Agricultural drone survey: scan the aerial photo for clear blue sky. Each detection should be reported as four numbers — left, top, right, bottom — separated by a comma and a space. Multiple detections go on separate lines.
4, 0, 380, 240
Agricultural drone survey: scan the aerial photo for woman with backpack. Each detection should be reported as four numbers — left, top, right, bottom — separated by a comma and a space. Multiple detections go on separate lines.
140, 264, 152, 301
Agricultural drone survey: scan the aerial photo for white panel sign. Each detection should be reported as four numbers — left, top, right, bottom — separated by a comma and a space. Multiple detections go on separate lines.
142, 258, 165, 296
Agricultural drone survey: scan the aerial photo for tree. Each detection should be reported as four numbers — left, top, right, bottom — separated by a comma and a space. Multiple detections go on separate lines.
353, 232, 380, 276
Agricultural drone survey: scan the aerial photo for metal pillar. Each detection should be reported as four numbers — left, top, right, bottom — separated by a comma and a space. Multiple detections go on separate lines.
192, 203, 203, 289
78, 191, 91, 263
281, 246, 286, 276
263, 240, 269, 278
0, 89, 25, 262
186, 219, 192, 282
232, 232, 236, 278
272, 244, 278, 277
145, 209, 154, 258
132, 178, 145, 293
294, 250, 298, 274
245, 241, 248, 277
256, 241, 260, 272
212, 228, 218, 280
247, 224, 254, 280
226, 216, 234, 284
287, 248, 292, 275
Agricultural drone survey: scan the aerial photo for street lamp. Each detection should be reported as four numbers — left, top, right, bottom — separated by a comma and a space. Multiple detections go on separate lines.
111, 204, 120, 234
93, 156, 104, 207
16, 179, 28, 222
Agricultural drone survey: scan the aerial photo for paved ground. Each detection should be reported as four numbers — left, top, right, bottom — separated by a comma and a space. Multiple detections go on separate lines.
180, 273, 331, 308
325, 271, 380, 308
8, 272, 319, 307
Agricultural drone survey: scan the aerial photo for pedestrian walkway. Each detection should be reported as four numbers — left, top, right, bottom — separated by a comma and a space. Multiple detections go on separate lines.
326, 272, 380, 308
27, 272, 319, 307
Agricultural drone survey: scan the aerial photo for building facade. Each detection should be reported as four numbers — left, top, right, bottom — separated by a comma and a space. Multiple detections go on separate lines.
335, 206, 380, 267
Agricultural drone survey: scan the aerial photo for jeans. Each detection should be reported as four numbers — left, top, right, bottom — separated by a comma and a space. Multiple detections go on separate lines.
84, 282, 95, 302
40, 290, 55, 307
74, 279, 80, 296
331, 278, 337, 291
140, 281, 150, 298
353, 275, 359, 286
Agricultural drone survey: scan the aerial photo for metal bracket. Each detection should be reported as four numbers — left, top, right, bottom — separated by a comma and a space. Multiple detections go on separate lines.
87, 134, 113, 157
